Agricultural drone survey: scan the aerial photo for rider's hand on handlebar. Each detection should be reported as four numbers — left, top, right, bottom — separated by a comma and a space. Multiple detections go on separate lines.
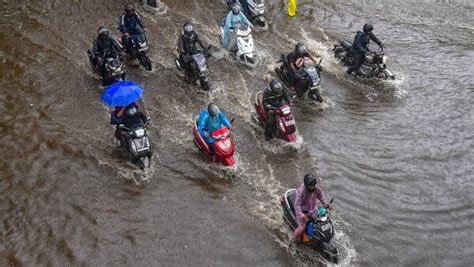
325, 204, 334, 211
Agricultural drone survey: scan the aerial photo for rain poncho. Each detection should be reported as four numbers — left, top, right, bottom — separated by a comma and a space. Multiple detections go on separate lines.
221, 10, 252, 48
294, 184, 328, 227
197, 110, 232, 144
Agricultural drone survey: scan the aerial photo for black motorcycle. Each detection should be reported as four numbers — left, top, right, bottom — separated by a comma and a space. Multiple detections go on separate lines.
333, 40, 395, 80
275, 53, 323, 102
175, 47, 212, 91
117, 121, 152, 169
87, 50, 126, 86
281, 189, 338, 263
123, 27, 152, 71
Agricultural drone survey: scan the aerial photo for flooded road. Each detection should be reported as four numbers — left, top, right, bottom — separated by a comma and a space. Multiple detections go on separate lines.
1, 0, 473, 265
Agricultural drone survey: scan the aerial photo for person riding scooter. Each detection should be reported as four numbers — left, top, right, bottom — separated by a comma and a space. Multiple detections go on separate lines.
119, 4, 147, 46
347, 23, 384, 75
110, 103, 150, 142
263, 79, 291, 140
91, 27, 123, 77
289, 173, 333, 246
287, 42, 320, 83
196, 103, 232, 157
221, 4, 253, 49
177, 22, 208, 81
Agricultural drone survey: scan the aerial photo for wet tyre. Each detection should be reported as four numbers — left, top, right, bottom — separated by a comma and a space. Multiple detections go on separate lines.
139, 54, 152, 71
199, 77, 210, 91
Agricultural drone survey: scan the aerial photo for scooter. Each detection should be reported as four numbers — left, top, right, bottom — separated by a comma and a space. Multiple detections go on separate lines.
220, 21, 258, 67
281, 189, 338, 263
275, 53, 323, 102
192, 118, 235, 166
333, 40, 395, 80
87, 50, 126, 86
122, 26, 152, 71
175, 47, 212, 91
253, 91, 297, 142
117, 121, 152, 169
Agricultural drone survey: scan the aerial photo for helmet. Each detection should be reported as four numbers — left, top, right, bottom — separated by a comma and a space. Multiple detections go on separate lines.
98, 27, 109, 38
124, 4, 134, 14
183, 22, 193, 35
126, 106, 137, 116
270, 79, 283, 94
295, 42, 307, 55
363, 23, 374, 33
208, 103, 220, 117
303, 174, 317, 192
232, 4, 241, 15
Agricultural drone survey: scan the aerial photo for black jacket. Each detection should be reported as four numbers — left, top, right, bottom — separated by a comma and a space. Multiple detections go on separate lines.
178, 32, 205, 57
92, 36, 122, 59
352, 31, 382, 54
263, 87, 290, 108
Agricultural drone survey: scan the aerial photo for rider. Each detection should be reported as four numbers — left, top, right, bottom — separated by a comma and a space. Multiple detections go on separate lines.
119, 4, 147, 47
197, 103, 232, 156
111, 103, 149, 141
263, 79, 290, 140
221, 4, 253, 49
347, 23, 384, 75
289, 173, 333, 246
226, 0, 250, 15
91, 27, 123, 76
287, 42, 320, 83
177, 22, 208, 81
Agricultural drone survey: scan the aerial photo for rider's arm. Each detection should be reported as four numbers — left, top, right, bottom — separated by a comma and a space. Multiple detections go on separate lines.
294, 187, 305, 219
177, 35, 185, 54
220, 113, 232, 128
135, 14, 145, 29
283, 90, 291, 103
240, 13, 253, 28
92, 40, 100, 58
308, 52, 320, 65
368, 32, 383, 48
119, 14, 127, 34
197, 36, 206, 51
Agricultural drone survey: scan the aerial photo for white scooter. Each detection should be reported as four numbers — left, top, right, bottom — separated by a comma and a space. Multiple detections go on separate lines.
220, 21, 259, 67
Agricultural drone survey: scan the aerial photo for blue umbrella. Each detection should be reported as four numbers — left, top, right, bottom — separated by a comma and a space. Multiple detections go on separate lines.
100, 80, 144, 107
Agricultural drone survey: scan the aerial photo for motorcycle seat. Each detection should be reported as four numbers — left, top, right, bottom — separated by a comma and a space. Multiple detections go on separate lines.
340, 40, 353, 51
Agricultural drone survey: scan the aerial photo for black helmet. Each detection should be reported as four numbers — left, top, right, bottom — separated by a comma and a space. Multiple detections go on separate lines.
98, 26, 109, 38
303, 174, 317, 192
295, 42, 307, 55
232, 4, 241, 15
208, 103, 220, 117
183, 22, 193, 35
270, 79, 283, 94
363, 23, 374, 33
125, 4, 134, 14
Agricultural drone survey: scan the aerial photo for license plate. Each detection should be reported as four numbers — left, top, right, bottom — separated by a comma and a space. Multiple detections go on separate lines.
285, 120, 295, 126
321, 223, 331, 231
138, 47, 149, 52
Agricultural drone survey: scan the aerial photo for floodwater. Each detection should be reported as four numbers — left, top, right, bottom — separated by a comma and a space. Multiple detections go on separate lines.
0, 0, 473, 265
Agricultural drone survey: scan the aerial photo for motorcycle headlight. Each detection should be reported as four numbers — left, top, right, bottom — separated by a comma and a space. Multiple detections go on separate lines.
382, 55, 388, 63
221, 139, 230, 150
139, 42, 147, 48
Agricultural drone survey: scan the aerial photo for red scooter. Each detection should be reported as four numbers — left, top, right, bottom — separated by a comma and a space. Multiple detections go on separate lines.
253, 91, 297, 142
192, 121, 235, 166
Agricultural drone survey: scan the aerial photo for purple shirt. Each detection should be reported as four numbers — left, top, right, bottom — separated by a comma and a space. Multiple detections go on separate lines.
294, 184, 328, 220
